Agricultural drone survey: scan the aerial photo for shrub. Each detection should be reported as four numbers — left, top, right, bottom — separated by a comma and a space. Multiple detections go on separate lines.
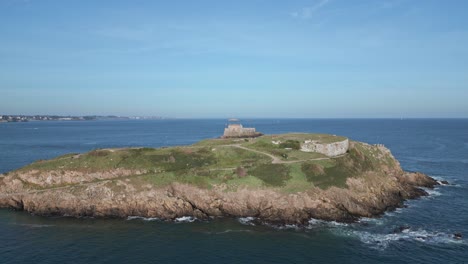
279, 140, 301, 150
235, 166, 247, 177
301, 163, 325, 182
88, 150, 110, 157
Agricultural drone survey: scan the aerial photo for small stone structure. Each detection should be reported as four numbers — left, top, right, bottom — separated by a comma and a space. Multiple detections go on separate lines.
222, 119, 262, 138
300, 139, 349, 157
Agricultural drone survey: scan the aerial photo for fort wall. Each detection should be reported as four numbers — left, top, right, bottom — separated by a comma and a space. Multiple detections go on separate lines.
223, 124, 262, 138
300, 139, 349, 157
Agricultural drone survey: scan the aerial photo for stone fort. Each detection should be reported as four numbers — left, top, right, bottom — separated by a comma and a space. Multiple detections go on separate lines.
222, 119, 263, 138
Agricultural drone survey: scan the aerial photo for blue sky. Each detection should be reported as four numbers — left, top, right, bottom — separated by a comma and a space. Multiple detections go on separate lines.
1, 0, 467, 118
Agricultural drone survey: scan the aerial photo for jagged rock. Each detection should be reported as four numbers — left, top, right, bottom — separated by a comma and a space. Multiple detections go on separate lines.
393, 225, 410, 233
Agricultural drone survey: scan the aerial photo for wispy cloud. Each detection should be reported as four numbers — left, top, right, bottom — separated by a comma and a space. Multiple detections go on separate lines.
291, 0, 331, 20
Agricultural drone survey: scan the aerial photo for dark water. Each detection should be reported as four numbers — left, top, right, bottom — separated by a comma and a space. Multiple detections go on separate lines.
1, 119, 467, 263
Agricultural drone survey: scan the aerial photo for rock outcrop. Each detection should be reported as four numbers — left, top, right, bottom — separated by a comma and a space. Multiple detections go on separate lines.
0, 137, 440, 225
0, 171, 438, 225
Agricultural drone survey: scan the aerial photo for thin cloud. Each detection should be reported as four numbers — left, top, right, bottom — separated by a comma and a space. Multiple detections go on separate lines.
291, 0, 330, 20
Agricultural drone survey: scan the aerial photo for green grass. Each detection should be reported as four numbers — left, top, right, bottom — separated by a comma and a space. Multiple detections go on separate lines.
300, 144, 377, 189
12, 133, 399, 193
249, 164, 291, 187
209, 146, 271, 168
224, 176, 265, 191
264, 133, 347, 144
240, 136, 328, 161
281, 163, 313, 193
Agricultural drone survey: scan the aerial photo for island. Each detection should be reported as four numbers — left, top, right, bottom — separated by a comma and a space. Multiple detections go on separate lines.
0, 133, 439, 225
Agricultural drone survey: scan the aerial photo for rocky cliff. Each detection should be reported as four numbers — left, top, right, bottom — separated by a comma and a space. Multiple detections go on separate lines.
0, 134, 439, 225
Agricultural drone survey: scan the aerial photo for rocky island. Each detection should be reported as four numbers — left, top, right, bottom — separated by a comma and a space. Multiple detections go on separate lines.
0, 133, 439, 225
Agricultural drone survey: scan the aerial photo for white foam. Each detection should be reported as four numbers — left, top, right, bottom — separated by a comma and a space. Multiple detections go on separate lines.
422, 188, 442, 197
308, 218, 323, 225
174, 216, 196, 223
358, 217, 384, 225
126, 216, 159, 221
237, 217, 256, 226
338, 228, 464, 250
283, 224, 300, 230
329, 221, 349, 227
265, 223, 300, 230
307, 218, 348, 228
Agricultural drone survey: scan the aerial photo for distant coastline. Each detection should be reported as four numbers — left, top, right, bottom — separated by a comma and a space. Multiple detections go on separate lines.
0, 115, 163, 123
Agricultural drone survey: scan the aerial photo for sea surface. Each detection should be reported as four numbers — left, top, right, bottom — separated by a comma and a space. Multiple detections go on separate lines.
0, 119, 467, 264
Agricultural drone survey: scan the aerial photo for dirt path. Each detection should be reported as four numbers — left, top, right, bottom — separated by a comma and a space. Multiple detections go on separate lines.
232, 145, 283, 163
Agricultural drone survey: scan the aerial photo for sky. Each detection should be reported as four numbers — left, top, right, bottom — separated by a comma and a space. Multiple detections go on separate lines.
0, 0, 467, 118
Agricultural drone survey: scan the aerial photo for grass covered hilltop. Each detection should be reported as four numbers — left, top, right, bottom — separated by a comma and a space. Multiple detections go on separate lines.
0, 133, 439, 224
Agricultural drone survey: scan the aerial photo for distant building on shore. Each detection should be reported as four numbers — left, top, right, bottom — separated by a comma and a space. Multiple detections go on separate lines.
222, 119, 262, 138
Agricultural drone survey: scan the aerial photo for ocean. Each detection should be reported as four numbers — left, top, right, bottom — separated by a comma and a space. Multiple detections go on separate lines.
0, 119, 467, 263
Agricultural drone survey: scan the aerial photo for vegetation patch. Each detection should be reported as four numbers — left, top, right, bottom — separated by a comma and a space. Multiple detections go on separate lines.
250, 164, 291, 186
12, 134, 396, 193
301, 145, 376, 189
279, 140, 301, 150
88, 149, 111, 157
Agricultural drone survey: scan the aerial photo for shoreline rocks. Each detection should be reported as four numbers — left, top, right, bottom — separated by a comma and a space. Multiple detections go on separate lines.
0, 136, 442, 226
0, 171, 439, 225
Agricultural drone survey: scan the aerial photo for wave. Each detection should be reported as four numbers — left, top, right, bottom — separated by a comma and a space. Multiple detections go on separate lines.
357, 217, 385, 226
421, 187, 442, 197
237, 217, 256, 226
266, 223, 301, 230
174, 216, 197, 223
126, 216, 160, 221
355, 229, 464, 250
307, 218, 349, 228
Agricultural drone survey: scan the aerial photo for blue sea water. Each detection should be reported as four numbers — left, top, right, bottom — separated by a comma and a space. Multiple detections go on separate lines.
0, 119, 467, 264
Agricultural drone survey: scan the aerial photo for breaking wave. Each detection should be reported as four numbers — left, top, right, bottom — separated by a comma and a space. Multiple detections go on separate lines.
174, 216, 197, 223
126, 216, 160, 221
237, 217, 256, 226
355, 229, 463, 250
421, 187, 442, 197
308, 218, 348, 228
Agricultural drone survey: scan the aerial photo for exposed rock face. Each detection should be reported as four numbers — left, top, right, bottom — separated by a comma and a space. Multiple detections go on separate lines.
301, 139, 349, 157
14, 169, 147, 188
0, 142, 439, 225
